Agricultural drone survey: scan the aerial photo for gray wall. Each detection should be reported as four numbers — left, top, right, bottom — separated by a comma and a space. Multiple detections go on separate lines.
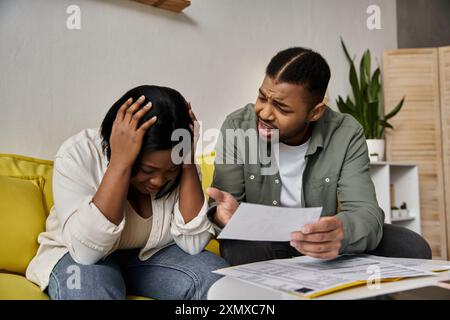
0, 0, 397, 159
397, 0, 450, 48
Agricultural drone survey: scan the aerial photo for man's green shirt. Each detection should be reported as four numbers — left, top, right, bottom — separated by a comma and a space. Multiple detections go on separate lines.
208, 103, 384, 253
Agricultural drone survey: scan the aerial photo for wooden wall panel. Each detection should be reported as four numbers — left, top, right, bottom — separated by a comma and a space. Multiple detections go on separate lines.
383, 48, 447, 259
439, 46, 450, 259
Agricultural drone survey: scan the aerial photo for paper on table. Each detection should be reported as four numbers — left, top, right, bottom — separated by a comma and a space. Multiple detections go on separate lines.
359, 255, 450, 273
217, 203, 322, 242
213, 254, 448, 298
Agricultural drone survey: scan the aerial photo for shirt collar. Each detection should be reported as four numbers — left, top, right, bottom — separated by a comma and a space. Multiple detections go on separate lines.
305, 107, 329, 157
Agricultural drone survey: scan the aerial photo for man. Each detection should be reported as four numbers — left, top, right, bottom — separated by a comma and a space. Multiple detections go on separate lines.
206, 47, 385, 266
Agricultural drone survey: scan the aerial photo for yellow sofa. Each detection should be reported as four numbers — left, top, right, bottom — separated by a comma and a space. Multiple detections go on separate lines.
0, 153, 219, 300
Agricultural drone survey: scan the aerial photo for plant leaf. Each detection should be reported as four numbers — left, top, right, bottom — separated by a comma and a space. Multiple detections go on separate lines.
367, 101, 379, 139
340, 37, 354, 64
370, 68, 381, 102
364, 50, 371, 80
360, 52, 367, 92
379, 120, 394, 129
336, 96, 349, 113
360, 50, 372, 93
349, 63, 363, 117
385, 97, 405, 120
345, 96, 361, 123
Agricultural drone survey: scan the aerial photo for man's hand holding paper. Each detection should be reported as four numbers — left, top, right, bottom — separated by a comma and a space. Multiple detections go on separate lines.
215, 202, 322, 242
208, 186, 345, 260
290, 216, 345, 260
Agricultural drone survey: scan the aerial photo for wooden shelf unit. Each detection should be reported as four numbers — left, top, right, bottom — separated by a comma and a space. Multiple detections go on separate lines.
382, 47, 450, 259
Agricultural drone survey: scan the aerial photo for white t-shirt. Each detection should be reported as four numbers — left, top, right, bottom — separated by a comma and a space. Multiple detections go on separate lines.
273, 139, 310, 208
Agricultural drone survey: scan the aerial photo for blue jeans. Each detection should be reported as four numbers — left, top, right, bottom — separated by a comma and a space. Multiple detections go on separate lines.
47, 244, 229, 300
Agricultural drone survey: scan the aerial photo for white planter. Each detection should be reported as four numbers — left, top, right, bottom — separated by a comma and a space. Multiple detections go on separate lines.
399, 209, 410, 218
366, 139, 385, 162
391, 209, 410, 220
391, 209, 401, 220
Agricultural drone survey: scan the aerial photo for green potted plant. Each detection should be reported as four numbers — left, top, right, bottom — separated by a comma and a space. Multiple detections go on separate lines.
336, 38, 405, 162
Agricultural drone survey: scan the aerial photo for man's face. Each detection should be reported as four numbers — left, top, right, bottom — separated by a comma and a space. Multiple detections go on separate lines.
254, 75, 325, 145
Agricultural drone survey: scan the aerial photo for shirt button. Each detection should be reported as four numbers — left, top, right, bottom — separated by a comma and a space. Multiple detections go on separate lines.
275, 179, 280, 184
272, 200, 278, 205
325, 178, 330, 183
250, 175, 255, 180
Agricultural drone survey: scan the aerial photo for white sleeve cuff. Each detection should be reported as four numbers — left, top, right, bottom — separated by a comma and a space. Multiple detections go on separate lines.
171, 197, 216, 236
65, 197, 125, 253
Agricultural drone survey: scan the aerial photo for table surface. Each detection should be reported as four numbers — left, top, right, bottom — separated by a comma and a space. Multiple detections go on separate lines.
208, 262, 450, 300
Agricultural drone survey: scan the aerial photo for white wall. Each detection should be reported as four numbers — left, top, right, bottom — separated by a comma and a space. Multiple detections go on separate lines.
0, 0, 397, 159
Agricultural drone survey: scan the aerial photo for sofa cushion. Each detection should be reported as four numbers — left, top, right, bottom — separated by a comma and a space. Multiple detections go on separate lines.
0, 176, 47, 275
0, 272, 155, 300
196, 152, 220, 256
0, 273, 49, 300
197, 151, 215, 193
0, 154, 54, 214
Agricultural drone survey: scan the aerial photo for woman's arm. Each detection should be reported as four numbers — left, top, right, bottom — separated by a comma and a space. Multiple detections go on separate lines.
171, 182, 214, 255
53, 153, 128, 265
91, 161, 132, 225
178, 164, 205, 224
177, 103, 205, 223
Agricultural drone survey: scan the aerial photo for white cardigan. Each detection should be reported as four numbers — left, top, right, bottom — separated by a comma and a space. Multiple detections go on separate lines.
26, 128, 215, 290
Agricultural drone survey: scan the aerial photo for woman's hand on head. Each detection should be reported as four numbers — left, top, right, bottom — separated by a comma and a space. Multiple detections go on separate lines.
109, 95, 157, 169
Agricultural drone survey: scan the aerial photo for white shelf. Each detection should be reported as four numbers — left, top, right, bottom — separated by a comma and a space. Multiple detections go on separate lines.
369, 162, 421, 234
370, 161, 418, 167
391, 216, 415, 222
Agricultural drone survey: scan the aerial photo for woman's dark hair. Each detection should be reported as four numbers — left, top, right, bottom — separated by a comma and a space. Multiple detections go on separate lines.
100, 85, 192, 199
266, 47, 331, 108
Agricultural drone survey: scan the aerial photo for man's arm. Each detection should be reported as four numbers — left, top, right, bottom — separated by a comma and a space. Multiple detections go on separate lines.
290, 126, 384, 259
335, 126, 385, 253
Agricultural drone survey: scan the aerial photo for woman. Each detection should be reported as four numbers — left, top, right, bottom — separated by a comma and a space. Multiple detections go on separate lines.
26, 85, 229, 300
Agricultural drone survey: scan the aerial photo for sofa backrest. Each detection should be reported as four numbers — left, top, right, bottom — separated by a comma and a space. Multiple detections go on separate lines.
0, 152, 217, 215
0, 154, 54, 215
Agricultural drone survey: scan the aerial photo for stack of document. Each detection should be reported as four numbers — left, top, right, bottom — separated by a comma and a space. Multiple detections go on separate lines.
213, 255, 450, 298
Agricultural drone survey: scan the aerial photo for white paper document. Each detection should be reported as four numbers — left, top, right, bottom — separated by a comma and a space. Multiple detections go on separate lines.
213, 254, 450, 298
217, 203, 322, 242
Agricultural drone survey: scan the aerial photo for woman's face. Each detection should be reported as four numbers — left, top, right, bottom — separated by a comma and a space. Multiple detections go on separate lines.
130, 150, 181, 196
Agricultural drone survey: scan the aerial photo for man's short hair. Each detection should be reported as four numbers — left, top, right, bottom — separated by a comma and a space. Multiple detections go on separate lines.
266, 47, 331, 107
